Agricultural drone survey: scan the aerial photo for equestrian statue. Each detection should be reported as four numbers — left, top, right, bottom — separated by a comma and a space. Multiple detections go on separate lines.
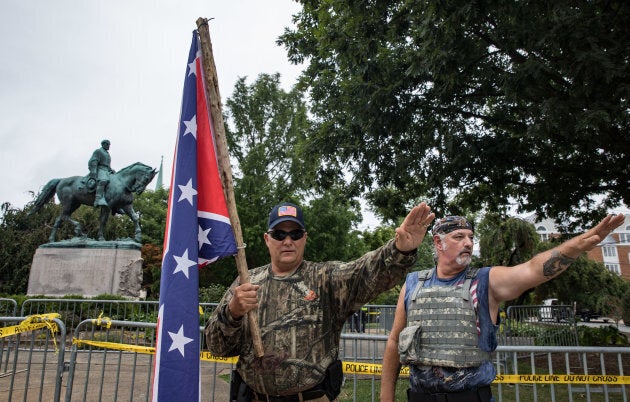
29, 140, 157, 243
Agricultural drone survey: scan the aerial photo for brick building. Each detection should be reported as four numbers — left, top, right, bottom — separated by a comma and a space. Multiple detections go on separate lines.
525, 214, 630, 280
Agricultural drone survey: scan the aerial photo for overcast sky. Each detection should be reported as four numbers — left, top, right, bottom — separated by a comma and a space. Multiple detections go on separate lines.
3, 2, 624, 229
0, 1, 305, 211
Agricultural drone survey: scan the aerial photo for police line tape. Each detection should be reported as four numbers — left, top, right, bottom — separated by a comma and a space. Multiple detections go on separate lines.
4, 319, 630, 385
0, 313, 60, 338
339, 363, 630, 384
494, 374, 630, 385
68, 343, 630, 385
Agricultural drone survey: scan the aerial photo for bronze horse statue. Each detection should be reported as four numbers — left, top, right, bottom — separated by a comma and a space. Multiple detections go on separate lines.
30, 162, 157, 243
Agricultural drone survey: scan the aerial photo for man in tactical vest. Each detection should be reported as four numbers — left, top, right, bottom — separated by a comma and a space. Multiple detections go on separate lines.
88, 139, 115, 207
381, 213, 625, 402
206, 201, 436, 402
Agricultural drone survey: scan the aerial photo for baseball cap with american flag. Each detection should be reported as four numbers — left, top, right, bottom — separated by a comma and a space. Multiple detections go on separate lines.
267, 202, 305, 229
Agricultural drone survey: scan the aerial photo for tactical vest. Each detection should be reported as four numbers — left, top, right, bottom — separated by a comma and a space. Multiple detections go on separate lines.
398, 268, 491, 368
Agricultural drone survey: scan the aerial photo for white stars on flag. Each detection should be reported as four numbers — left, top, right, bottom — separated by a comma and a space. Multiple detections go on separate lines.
172, 249, 196, 279
187, 59, 197, 76
198, 225, 212, 250
177, 178, 197, 205
183, 115, 197, 138
167, 324, 194, 357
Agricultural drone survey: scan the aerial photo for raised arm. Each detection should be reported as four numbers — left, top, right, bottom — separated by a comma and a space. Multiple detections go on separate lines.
489, 213, 625, 307
380, 284, 408, 402
394, 202, 435, 253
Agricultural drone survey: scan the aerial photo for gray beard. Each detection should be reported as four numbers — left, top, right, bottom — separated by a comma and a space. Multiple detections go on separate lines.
455, 254, 472, 266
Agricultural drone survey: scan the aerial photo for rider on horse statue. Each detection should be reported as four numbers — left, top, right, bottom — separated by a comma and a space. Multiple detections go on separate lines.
88, 139, 115, 207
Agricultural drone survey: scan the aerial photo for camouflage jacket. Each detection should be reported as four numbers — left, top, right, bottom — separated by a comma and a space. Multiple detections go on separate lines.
205, 239, 416, 396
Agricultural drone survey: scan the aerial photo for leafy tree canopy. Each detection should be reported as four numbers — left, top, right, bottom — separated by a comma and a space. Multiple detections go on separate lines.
279, 0, 630, 226
201, 73, 371, 288
0, 201, 62, 293
478, 213, 539, 267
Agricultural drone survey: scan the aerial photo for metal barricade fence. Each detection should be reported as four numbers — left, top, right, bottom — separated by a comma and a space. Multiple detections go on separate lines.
342, 305, 396, 335
500, 304, 579, 347
493, 346, 630, 402
338, 336, 630, 402
19, 299, 220, 348
0, 316, 66, 402
22, 300, 404, 339
0, 298, 18, 317
64, 318, 234, 402
21, 299, 160, 346
20, 298, 392, 338
2, 301, 630, 401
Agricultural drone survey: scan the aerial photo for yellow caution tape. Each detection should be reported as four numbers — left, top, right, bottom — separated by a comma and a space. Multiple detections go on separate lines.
63, 335, 630, 385
91, 312, 112, 329
73, 339, 156, 355
0, 313, 61, 351
342, 361, 409, 377
71, 341, 239, 363
200, 352, 238, 363
0, 313, 60, 338
0, 322, 51, 337
494, 373, 630, 385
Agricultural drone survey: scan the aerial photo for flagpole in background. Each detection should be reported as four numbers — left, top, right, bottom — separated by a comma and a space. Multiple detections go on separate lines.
196, 17, 264, 357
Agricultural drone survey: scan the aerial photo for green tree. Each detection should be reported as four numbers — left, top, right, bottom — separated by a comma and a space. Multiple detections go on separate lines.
0, 201, 64, 293
302, 193, 363, 262
279, 1, 630, 225
478, 214, 539, 267
622, 290, 630, 326
129, 188, 168, 298
0, 198, 99, 293
477, 213, 540, 306
129, 188, 168, 245
198, 73, 377, 289
367, 225, 436, 305
226, 73, 321, 270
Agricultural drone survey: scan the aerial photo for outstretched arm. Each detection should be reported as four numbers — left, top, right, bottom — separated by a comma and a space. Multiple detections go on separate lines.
489, 213, 625, 309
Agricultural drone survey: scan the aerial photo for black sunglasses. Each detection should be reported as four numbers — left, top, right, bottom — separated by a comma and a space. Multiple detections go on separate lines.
267, 229, 306, 241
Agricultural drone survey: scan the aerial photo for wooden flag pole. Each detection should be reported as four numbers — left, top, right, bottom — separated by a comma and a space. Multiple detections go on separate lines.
196, 17, 264, 357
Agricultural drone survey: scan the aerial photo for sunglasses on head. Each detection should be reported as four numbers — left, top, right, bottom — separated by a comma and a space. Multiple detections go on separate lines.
267, 229, 306, 241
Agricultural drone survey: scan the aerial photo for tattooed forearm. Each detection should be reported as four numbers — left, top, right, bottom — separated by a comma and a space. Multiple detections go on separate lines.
543, 251, 575, 277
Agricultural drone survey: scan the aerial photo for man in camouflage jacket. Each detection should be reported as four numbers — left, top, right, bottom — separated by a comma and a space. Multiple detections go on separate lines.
205, 201, 435, 401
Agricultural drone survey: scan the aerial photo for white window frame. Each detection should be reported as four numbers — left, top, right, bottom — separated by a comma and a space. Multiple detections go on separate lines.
605, 263, 621, 275
602, 245, 617, 257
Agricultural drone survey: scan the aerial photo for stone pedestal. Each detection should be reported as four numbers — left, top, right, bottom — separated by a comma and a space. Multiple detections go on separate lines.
27, 239, 143, 298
